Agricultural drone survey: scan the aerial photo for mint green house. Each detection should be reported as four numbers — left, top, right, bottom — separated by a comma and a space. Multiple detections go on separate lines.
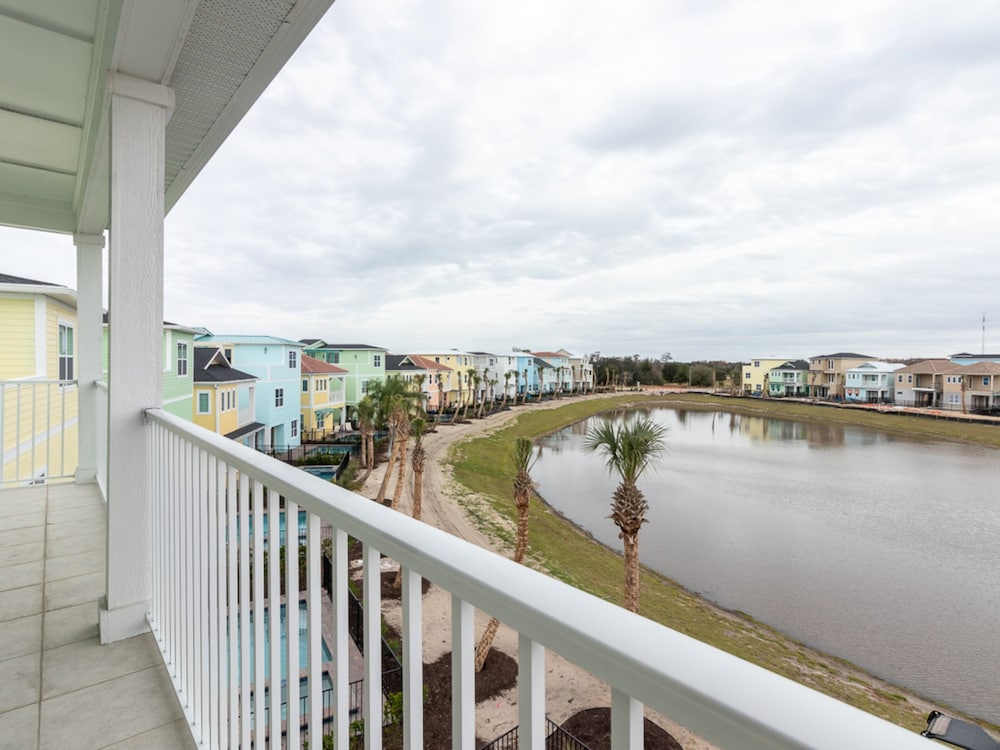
299, 340, 386, 414
103, 318, 197, 419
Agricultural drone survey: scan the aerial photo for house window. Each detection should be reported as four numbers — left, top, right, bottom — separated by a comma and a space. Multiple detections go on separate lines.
291, 419, 298, 438
176, 342, 188, 377
198, 392, 210, 414
58, 323, 74, 380
317, 413, 325, 429
907, 375, 912, 383
289, 351, 297, 368
302, 378, 309, 392
224, 348, 233, 362
745, 372, 751, 379
275, 388, 284, 407
374, 354, 382, 368
984, 377, 991, 386
361, 380, 369, 395
754, 360, 760, 368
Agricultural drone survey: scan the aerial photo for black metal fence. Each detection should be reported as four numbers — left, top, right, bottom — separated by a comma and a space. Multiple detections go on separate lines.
478, 718, 592, 750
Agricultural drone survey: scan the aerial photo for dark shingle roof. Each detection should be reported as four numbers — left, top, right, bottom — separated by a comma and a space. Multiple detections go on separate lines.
193, 348, 257, 383
0, 273, 61, 286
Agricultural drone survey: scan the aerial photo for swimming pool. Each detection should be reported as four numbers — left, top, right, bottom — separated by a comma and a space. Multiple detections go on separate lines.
234, 601, 332, 682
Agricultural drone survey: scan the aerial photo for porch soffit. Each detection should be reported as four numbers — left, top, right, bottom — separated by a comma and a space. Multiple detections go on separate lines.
0, 0, 334, 236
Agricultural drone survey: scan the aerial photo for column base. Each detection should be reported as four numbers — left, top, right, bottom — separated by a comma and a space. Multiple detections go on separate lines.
99, 597, 151, 644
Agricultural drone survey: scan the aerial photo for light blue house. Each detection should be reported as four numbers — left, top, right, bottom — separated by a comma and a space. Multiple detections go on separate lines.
513, 354, 553, 397
195, 335, 304, 448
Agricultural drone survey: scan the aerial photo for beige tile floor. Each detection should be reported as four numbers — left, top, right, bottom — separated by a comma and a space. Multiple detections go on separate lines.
0, 483, 195, 750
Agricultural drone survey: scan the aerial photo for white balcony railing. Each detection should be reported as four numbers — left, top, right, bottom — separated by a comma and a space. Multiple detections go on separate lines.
144, 408, 931, 749
1, 379, 79, 488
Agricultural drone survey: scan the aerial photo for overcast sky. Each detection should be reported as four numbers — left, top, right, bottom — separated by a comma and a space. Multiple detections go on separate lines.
4, 0, 1000, 362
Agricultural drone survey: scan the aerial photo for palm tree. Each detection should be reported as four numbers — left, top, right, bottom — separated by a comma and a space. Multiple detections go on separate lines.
535, 364, 545, 399
474, 437, 537, 671
355, 396, 376, 480
462, 369, 476, 420
521, 369, 529, 404
369, 376, 421, 505
408, 417, 428, 521
502, 371, 511, 407
480, 367, 490, 417
584, 415, 667, 613
436, 374, 445, 419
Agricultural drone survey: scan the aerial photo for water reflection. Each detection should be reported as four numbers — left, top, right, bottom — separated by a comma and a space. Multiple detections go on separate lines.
532, 406, 1000, 723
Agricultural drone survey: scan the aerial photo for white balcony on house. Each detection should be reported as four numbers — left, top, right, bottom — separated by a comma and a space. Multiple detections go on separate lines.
0, 2, 937, 749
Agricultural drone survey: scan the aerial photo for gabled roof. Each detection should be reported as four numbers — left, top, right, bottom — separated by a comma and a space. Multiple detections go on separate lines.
532, 351, 566, 358
846, 361, 904, 373
193, 348, 257, 383
951, 352, 1000, 360
301, 354, 347, 375
894, 359, 958, 375
0, 274, 77, 307
403, 354, 452, 371
953, 361, 1000, 376
811, 352, 875, 359
387, 355, 422, 372
196, 335, 303, 347
303, 342, 388, 351
469, 351, 500, 357
772, 360, 810, 371
0, 273, 59, 286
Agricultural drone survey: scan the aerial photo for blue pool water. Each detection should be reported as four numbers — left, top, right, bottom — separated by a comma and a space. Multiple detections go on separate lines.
303, 466, 336, 481
234, 601, 332, 683
246, 510, 307, 544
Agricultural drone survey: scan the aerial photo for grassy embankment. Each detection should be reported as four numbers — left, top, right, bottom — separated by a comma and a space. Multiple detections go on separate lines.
447, 392, 1000, 733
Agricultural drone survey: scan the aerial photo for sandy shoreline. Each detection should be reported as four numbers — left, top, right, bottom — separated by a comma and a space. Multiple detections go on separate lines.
355, 396, 716, 748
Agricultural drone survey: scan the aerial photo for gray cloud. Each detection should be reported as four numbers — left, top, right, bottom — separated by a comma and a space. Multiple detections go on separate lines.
5, 0, 1000, 361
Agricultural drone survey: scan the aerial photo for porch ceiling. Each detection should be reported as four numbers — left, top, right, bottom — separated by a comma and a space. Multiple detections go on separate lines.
0, 0, 333, 236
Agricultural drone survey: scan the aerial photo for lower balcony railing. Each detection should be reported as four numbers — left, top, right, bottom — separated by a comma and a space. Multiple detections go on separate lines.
144, 407, 931, 749
1, 379, 79, 488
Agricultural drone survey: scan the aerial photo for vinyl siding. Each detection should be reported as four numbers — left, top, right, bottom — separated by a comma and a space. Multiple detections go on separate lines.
0, 297, 37, 378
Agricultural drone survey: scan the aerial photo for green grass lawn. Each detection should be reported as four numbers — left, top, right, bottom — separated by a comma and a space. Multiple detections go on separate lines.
447, 393, 1000, 733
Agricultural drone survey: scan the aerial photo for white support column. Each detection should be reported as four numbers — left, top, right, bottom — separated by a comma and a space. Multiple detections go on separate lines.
75, 232, 105, 485
100, 73, 174, 644
611, 688, 643, 750
518, 634, 545, 749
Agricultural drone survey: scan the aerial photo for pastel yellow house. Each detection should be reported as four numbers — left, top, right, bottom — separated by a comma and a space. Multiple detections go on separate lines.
741, 358, 793, 396
408, 350, 475, 408
300, 354, 347, 438
1, 274, 79, 486
192, 347, 264, 448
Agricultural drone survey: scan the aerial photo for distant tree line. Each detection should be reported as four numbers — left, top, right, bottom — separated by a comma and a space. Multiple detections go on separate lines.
590, 353, 742, 390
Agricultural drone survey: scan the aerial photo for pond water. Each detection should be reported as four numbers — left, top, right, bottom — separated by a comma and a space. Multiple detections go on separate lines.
531, 407, 1000, 723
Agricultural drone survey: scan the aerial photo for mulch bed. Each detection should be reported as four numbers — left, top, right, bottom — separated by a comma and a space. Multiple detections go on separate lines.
423, 648, 519, 748
558, 707, 684, 750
